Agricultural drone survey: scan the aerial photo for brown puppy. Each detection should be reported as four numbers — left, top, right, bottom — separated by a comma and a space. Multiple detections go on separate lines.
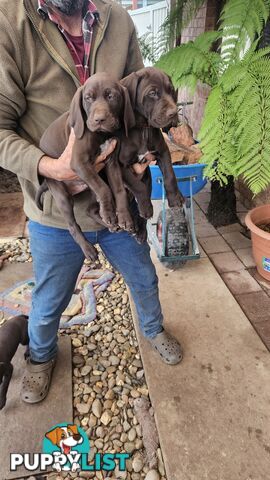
120, 67, 184, 241
0, 315, 29, 409
37, 72, 136, 261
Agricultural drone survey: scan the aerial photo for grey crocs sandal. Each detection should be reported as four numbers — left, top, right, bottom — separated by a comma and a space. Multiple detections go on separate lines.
149, 329, 183, 365
21, 357, 56, 404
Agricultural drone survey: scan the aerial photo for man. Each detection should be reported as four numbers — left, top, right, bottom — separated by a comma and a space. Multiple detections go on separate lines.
0, 0, 182, 404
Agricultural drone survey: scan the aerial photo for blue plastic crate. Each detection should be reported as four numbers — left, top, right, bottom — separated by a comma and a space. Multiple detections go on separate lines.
150, 163, 207, 199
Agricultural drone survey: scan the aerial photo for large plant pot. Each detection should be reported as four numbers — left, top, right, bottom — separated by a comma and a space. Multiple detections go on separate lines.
245, 205, 270, 281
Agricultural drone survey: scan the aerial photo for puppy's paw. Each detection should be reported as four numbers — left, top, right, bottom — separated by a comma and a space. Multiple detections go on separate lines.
133, 217, 147, 244
167, 191, 184, 208
100, 207, 118, 228
135, 227, 147, 244
117, 211, 135, 233
139, 203, 153, 220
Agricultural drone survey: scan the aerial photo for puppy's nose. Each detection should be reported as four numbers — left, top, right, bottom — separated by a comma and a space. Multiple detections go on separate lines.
94, 113, 106, 124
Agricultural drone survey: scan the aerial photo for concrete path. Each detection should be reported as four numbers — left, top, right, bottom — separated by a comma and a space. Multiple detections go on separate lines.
2, 337, 72, 480
0, 261, 73, 480
131, 252, 270, 480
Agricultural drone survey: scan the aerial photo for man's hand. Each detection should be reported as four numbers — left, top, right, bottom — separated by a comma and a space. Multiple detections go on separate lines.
38, 130, 117, 180
132, 151, 156, 177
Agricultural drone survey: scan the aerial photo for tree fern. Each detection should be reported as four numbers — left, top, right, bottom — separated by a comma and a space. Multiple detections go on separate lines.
219, 0, 270, 65
198, 49, 270, 194
232, 59, 270, 193
157, 0, 270, 195
199, 85, 236, 183
156, 31, 221, 91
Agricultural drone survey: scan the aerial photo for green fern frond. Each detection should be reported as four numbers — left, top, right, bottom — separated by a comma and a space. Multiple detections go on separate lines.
219, 0, 270, 65
233, 60, 270, 193
198, 86, 237, 183
156, 31, 221, 91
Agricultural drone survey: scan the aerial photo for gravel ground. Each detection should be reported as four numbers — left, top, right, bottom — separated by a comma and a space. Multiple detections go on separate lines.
0, 167, 21, 193
1, 241, 167, 480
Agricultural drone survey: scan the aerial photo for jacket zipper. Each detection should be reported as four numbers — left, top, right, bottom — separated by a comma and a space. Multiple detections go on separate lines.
24, 3, 81, 87
90, 6, 111, 75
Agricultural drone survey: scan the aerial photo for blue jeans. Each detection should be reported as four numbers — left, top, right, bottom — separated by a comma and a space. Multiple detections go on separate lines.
28, 221, 163, 362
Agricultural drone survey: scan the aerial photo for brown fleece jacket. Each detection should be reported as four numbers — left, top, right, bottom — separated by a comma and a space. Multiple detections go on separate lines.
0, 0, 143, 230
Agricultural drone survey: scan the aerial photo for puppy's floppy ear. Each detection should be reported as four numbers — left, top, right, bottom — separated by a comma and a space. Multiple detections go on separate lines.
69, 86, 85, 139
45, 427, 61, 445
165, 74, 178, 103
121, 72, 141, 109
121, 86, 136, 137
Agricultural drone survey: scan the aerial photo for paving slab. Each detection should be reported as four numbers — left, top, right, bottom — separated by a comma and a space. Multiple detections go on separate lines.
196, 222, 218, 238
0, 193, 26, 238
1, 336, 72, 480
210, 251, 245, 273
222, 231, 251, 250
248, 267, 270, 292
235, 247, 256, 268
130, 251, 270, 480
221, 270, 261, 295
217, 223, 243, 234
236, 291, 270, 325
198, 235, 231, 254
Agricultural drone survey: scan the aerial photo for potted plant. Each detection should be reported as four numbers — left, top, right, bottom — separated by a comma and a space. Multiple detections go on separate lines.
245, 206, 270, 281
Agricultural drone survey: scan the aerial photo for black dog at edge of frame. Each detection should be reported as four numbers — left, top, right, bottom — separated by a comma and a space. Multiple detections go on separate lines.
0, 315, 29, 410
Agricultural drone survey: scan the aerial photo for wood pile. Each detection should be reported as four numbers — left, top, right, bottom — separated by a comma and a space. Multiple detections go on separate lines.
163, 123, 202, 165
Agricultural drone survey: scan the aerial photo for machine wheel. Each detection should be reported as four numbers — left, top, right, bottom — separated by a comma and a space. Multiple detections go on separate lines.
157, 207, 189, 269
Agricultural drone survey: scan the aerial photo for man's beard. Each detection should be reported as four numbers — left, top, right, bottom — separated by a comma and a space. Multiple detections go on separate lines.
46, 0, 85, 16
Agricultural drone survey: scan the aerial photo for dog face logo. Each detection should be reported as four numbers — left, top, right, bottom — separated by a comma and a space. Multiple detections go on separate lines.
43, 423, 89, 473
45, 424, 83, 455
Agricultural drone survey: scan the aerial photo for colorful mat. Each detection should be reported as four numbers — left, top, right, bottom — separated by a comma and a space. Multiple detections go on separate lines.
0, 266, 114, 328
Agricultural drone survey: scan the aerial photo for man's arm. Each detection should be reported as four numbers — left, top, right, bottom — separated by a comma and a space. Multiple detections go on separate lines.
0, 12, 46, 186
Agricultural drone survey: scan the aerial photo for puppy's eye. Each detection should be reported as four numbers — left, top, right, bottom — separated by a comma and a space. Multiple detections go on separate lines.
85, 94, 93, 102
148, 90, 158, 98
61, 433, 66, 439
106, 92, 114, 100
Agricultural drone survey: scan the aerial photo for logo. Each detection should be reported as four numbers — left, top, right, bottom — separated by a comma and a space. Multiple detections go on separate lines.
10, 423, 129, 474
263, 256, 270, 272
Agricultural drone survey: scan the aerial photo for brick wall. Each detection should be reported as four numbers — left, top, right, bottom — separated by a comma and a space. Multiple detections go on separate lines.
181, 3, 207, 43
181, 0, 218, 43
178, 0, 219, 137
